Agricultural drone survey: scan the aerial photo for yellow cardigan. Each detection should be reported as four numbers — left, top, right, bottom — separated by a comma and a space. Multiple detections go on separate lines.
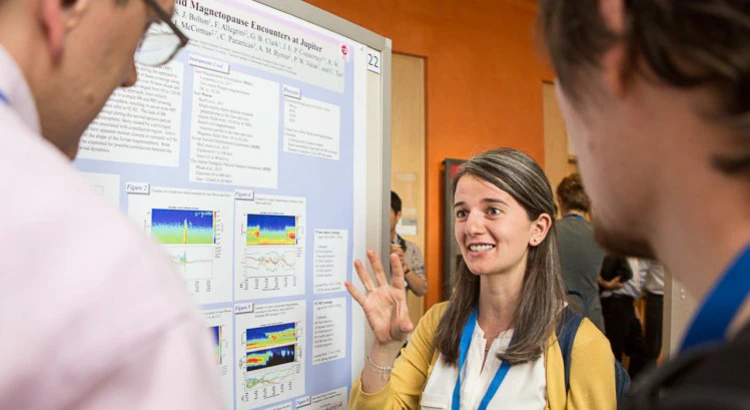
350, 302, 617, 410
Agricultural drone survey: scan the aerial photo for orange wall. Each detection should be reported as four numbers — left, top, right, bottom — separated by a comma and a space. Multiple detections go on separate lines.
307, 0, 554, 309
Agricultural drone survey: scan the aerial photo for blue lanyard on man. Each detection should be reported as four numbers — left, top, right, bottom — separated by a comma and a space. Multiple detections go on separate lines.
452, 307, 512, 410
564, 213, 585, 220
0, 90, 9, 106
680, 244, 750, 353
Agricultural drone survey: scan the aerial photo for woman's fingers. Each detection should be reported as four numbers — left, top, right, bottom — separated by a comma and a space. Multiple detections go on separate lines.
399, 315, 414, 334
344, 280, 367, 307
367, 250, 389, 288
353, 259, 376, 292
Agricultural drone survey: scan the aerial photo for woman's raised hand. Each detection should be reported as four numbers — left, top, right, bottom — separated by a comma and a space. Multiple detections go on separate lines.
345, 250, 414, 345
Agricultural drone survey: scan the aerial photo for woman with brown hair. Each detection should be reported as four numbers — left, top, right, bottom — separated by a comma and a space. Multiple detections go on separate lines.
345, 148, 617, 409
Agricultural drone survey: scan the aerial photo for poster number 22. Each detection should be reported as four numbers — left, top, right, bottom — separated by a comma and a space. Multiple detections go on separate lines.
367, 49, 382, 74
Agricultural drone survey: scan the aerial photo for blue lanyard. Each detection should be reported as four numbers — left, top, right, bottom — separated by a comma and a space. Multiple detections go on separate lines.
0, 91, 8, 106
680, 244, 750, 353
564, 213, 585, 220
452, 307, 512, 410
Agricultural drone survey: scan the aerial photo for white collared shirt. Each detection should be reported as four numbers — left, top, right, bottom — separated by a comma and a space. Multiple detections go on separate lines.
644, 260, 665, 295
0, 46, 221, 409
420, 323, 547, 410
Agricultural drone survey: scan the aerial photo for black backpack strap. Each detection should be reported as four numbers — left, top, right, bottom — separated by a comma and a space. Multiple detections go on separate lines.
556, 307, 584, 392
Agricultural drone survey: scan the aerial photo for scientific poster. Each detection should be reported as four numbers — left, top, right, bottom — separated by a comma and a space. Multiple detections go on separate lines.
73, 0, 372, 408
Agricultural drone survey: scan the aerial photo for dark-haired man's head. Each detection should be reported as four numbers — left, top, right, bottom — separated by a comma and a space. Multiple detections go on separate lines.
390, 191, 402, 235
539, 0, 750, 261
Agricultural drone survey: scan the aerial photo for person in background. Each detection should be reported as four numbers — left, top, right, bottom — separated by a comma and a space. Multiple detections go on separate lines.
643, 260, 665, 365
555, 173, 606, 331
0, 1, 220, 408
598, 255, 633, 288
599, 256, 650, 379
390, 191, 427, 297
540, 0, 750, 407
346, 148, 617, 410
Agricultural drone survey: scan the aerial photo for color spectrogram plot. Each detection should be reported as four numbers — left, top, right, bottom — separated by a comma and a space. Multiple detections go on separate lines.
211, 325, 223, 365
203, 308, 232, 409
236, 300, 305, 407
235, 195, 306, 300
246, 214, 297, 246
152, 208, 215, 245
246, 323, 296, 351
128, 187, 233, 305
246, 345, 296, 371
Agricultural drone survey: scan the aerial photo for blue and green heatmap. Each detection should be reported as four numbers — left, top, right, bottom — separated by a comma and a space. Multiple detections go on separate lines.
152, 209, 215, 245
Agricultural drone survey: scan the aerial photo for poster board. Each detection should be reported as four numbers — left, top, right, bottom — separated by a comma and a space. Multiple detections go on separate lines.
75, 1, 391, 408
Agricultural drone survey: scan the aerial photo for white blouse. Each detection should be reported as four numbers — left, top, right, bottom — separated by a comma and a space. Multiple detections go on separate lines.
420, 324, 547, 410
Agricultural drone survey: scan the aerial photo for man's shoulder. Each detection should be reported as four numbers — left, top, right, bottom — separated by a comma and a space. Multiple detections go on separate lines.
0, 113, 195, 350
0, 111, 203, 407
625, 324, 750, 409
674, 324, 750, 391
0, 125, 170, 277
